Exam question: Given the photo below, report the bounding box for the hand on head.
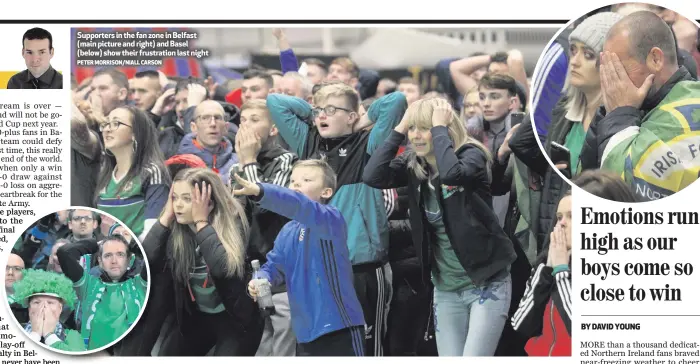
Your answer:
[430,98,453,127]
[191,181,213,222]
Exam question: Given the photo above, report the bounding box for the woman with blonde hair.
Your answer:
[142,167,263,356]
[363,98,516,356]
[546,12,623,177]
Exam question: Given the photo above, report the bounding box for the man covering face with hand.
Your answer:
[14,269,85,351]
[580,11,700,201]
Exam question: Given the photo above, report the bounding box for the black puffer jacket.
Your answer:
[387,186,419,279]
[508,106,573,253]
[364,129,516,286]
[157,110,187,160]
[142,222,262,334]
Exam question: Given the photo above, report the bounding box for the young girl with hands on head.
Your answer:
[363,98,516,356]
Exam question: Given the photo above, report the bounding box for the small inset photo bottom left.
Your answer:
[5,207,149,354]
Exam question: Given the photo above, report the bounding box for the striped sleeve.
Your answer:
[269,153,296,187]
[142,164,169,241]
[242,163,263,184]
[511,263,554,338]
[239,153,295,187]
[532,42,564,110]
[554,269,572,330]
[382,189,395,217]
[531,42,568,137]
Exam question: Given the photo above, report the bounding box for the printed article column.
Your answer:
[523,3,700,361]
[575,186,700,361]
[0,24,72,361]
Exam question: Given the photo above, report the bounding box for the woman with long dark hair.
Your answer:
[95,105,170,241]
[143,168,263,356]
[363,98,516,356]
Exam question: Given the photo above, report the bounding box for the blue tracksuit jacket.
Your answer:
[256,183,365,343]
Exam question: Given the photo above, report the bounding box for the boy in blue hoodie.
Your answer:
[234,159,365,356]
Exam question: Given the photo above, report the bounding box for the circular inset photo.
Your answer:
[530,3,700,202]
[4,208,149,354]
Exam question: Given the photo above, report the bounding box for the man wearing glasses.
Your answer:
[16,210,102,272]
[6,254,28,324]
[177,100,238,182]
[57,234,147,350]
[65,210,102,242]
[267,83,407,356]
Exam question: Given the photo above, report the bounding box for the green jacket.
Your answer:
[50,329,86,352]
[27,327,86,352]
[75,272,147,350]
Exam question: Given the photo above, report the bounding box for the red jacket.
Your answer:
[524,298,571,356]
[512,263,572,356]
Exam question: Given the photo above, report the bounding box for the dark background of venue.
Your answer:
[249,54,441,92]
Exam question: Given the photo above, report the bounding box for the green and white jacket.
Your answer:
[582,67,700,201]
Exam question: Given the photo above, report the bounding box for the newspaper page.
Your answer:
[0,0,698,362]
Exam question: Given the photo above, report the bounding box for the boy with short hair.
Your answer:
[234,160,365,356]
[267,84,406,356]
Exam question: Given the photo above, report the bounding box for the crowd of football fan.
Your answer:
[8,3,700,356]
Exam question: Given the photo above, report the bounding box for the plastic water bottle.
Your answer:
[231,164,243,190]
[251,260,275,317]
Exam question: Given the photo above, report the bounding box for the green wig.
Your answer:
[13,269,77,309]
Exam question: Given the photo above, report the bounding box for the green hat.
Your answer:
[13,269,77,309]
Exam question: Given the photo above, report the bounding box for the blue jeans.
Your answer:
[433,274,512,356]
